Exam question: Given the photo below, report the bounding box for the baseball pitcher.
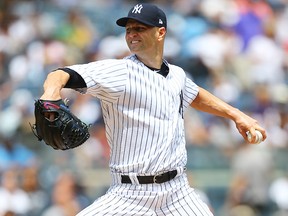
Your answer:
[32,3,266,216]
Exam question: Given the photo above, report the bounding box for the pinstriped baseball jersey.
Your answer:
[71,55,214,216]
[68,54,198,175]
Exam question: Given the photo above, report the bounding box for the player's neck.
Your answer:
[134,41,164,69]
[135,52,163,69]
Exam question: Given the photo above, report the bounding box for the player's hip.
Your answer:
[77,173,214,216]
[110,166,187,187]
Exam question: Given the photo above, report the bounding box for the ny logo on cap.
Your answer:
[132,4,143,14]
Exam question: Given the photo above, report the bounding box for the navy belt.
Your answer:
[121,170,177,184]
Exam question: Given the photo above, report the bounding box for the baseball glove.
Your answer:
[30,99,90,150]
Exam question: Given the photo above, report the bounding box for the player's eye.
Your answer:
[135,27,146,32]
[126,26,147,34]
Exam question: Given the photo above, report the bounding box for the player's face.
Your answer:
[125,20,160,54]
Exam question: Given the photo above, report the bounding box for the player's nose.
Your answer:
[126,31,138,39]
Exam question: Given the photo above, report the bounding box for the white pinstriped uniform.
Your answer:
[68,54,214,215]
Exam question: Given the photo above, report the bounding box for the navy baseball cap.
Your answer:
[116,3,167,28]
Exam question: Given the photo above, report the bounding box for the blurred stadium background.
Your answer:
[0,0,287,215]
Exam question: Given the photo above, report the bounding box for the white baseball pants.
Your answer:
[77,173,214,216]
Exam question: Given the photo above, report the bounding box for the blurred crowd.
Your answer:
[0,0,287,215]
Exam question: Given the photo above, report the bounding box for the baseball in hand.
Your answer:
[247,130,263,144]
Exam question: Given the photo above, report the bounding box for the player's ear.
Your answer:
[158,27,166,41]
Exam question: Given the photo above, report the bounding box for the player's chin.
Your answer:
[128,43,142,52]
[128,46,139,52]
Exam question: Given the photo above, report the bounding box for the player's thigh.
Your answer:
[157,187,214,216]
[76,192,156,216]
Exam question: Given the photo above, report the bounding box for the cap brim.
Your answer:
[116,17,155,27]
[116,17,130,27]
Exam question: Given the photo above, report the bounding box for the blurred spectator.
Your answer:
[226,204,257,216]
[225,144,274,215]
[74,122,110,169]
[53,9,96,51]
[184,108,210,146]
[0,168,31,216]
[232,0,274,51]
[269,174,288,212]
[245,20,285,86]
[187,26,241,76]
[20,166,48,216]
[41,172,90,216]
[0,136,37,172]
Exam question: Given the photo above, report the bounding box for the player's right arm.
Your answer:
[41,69,86,100]
[41,70,70,100]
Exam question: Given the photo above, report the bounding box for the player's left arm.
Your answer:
[190,87,267,143]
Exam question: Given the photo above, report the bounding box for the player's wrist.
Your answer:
[226,107,241,122]
[41,87,62,100]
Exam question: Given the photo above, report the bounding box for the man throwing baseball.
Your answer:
[40,3,266,216]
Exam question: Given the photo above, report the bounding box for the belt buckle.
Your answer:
[153,173,163,184]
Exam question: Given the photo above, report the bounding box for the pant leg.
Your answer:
[156,179,214,216]
[76,185,157,216]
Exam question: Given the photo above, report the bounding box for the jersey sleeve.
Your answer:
[182,76,199,110]
[67,59,128,102]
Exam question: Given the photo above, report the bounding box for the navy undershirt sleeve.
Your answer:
[57,68,87,88]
